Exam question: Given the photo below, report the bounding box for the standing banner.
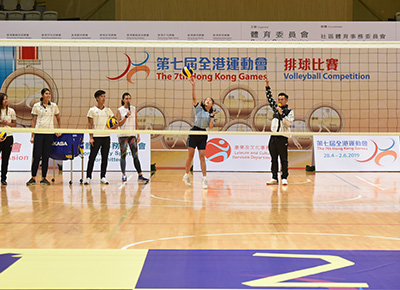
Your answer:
[314,135,400,171]
[2,133,33,171]
[193,135,271,172]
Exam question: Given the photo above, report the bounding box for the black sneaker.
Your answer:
[1,180,7,185]
[40,178,51,185]
[26,178,36,186]
[138,176,149,183]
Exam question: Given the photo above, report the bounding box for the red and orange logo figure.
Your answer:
[107,52,150,84]
[356,139,397,166]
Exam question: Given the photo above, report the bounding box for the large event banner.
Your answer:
[63,134,151,172]
[0,43,398,151]
[0,28,399,171]
[193,135,271,172]
[314,135,400,171]
[0,21,398,41]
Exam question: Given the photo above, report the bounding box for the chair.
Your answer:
[42,11,58,20]
[2,0,18,10]
[7,11,24,20]
[396,12,400,21]
[19,0,35,10]
[25,10,41,20]
[0,11,7,20]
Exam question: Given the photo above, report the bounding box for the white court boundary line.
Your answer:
[121,232,400,249]
[149,193,362,205]
[356,176,385,191]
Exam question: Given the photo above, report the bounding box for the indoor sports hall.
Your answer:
[1,3,400,289]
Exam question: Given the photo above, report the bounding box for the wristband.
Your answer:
[210,115,214,118]
[125,115,128,118]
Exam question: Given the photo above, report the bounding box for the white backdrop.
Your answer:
[1,133,33,171]
[314,135,400,171]
[193,135,271,172]
[1,133,150,172]
[63,133,151,172]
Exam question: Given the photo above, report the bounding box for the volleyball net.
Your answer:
[0,40,399,152]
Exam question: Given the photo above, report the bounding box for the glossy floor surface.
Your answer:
[1,169,399,250]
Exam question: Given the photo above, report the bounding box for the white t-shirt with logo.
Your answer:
[31,102,60,133]
[87,106,114,137]
[0,107,16,136]
[118,105,136,137]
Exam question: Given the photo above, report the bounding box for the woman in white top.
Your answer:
[26,88,61,186]
[0,93,16,185]
[116,92,148,183]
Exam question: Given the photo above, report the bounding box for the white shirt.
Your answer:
[31,102,60,133]
[118,105,136,137]
[0,107,16,136]
[270,110,294,135]
[87,106,114,137]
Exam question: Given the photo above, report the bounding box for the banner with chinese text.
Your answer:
[314,135,400,171]
[193,135,271,172]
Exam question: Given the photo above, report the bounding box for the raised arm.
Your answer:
[265,77,279,111]
[189,77,198,106]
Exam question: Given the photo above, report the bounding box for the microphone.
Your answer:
[278,103,282,107]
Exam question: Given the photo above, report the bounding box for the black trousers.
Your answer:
[268,136,289,180]
[118,136,142,174]
[86,137,110,179]
[0,135,13,182]
[32,134,54,178]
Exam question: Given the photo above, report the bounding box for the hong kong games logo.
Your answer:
[107,52,150,84]
[356,139,397,166]
[205,138,231,163]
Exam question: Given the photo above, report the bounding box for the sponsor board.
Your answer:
[193,135,271,171]
[314,135,400,171]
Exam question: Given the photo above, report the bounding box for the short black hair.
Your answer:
[94,90,106,99]
[278,92,289,99]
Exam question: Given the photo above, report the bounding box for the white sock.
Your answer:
[184,173,189,177]
[202,177,207,181]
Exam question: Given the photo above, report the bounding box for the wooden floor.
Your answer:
[1,169,400,250]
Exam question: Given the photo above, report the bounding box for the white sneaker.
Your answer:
[282,179,288,185]
[266,179,278,185]
[84,178,91,185]
[101,177,109,185]
[182,174,191,186]
[202,179,208,189]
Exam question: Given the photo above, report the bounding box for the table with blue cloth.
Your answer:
[50,133,84,184]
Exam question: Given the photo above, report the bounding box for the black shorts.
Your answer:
[187,126,208,150]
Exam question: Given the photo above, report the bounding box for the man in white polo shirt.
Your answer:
[84,90,117,185]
